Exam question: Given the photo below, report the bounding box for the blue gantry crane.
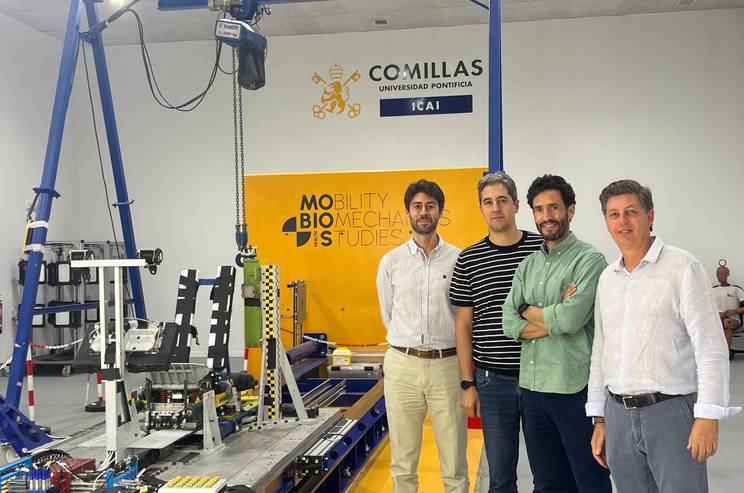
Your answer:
[0,0,505,462]
[0,0,271,457]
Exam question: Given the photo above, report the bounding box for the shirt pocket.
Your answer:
[433,268,453,298]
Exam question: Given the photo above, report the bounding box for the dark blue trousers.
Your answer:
[522,387,612,493]
[476,368,523,493]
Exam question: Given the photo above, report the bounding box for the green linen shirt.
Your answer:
[502,233,607,394]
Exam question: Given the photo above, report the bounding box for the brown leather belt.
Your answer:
[391,346,457,359]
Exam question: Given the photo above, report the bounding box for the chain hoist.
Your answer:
[232,46,253,266]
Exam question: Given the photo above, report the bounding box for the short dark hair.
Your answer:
[526,174,576,209]
[404,179,445,210]
[599,180,654,215]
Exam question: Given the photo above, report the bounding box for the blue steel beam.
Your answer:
[488,0,503,173]
[84,0,146,319]
[5,0,84,409]
[33,299,135,316]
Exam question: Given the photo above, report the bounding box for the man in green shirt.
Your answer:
[503,175,611,493]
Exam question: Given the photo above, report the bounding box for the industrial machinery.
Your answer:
[143,363,256,434]
[1,1,389,492]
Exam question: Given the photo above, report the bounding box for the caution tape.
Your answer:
[31,337,85,351]
[0,337,85,372]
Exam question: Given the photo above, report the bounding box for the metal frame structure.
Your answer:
[2,0,146,454]
[71,258,148,462]
[257,265,309,427]
[488,1,503,173]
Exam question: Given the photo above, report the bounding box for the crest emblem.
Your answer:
[311,64,361,119]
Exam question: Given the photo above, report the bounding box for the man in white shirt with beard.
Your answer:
[377,179,468,493]
[586,179,740,493]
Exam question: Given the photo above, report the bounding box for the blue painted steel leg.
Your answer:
[2,0,148,455]
[488,0,503,173]
[5,0,84,410]
[83,0,146,319]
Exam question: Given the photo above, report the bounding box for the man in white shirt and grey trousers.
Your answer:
[377,179,468,493]
[586,179,740,493]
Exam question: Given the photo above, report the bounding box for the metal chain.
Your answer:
[232,47,241,228]
[238,78,246,224]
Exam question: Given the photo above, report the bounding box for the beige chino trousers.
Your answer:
[383,347,469,493]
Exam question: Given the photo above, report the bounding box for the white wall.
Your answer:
[502,11,744,279]
[0,14,84,361]
[69,8,744,356]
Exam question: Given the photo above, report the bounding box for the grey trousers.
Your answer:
[605,394,708,493]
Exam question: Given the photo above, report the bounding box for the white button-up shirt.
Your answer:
[586,237,741,420]
[376,236,460,349]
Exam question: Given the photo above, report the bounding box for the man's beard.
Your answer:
[537,215,569,241]
[411,217,439,235]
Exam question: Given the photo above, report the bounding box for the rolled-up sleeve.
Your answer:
[543,252,607,337]
[680,261,741,419]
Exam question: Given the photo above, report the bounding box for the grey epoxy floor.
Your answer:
[2,358,743,491]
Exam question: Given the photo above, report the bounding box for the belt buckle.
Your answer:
[622,396,637,410]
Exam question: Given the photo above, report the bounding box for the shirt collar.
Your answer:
[406,235,446,257]
[541,232,577,256]
[612,236,664,272]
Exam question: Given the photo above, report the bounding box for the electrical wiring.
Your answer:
[80,40,134,306]
[125,8,227,112]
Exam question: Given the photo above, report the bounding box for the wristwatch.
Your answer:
[517,303,530,317]
[460,380,476,390]
[591,416,605,425]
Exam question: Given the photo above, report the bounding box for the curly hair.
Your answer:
[526,174,576,209]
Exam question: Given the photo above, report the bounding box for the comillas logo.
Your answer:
[282,193,450,248]
[311,64,362,119]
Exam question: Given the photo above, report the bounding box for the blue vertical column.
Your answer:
[84,0,146,318]
[488,0,503,173]
[6,0,84,408]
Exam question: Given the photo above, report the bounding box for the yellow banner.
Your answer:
[244,168,487,348]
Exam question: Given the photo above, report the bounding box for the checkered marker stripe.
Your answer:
[261,265,281,422]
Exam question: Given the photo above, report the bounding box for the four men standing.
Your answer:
[377,175,738,493]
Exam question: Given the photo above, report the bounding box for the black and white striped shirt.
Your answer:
[449,231,543,375]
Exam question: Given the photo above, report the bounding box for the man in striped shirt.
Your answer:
[449,172,542,493]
